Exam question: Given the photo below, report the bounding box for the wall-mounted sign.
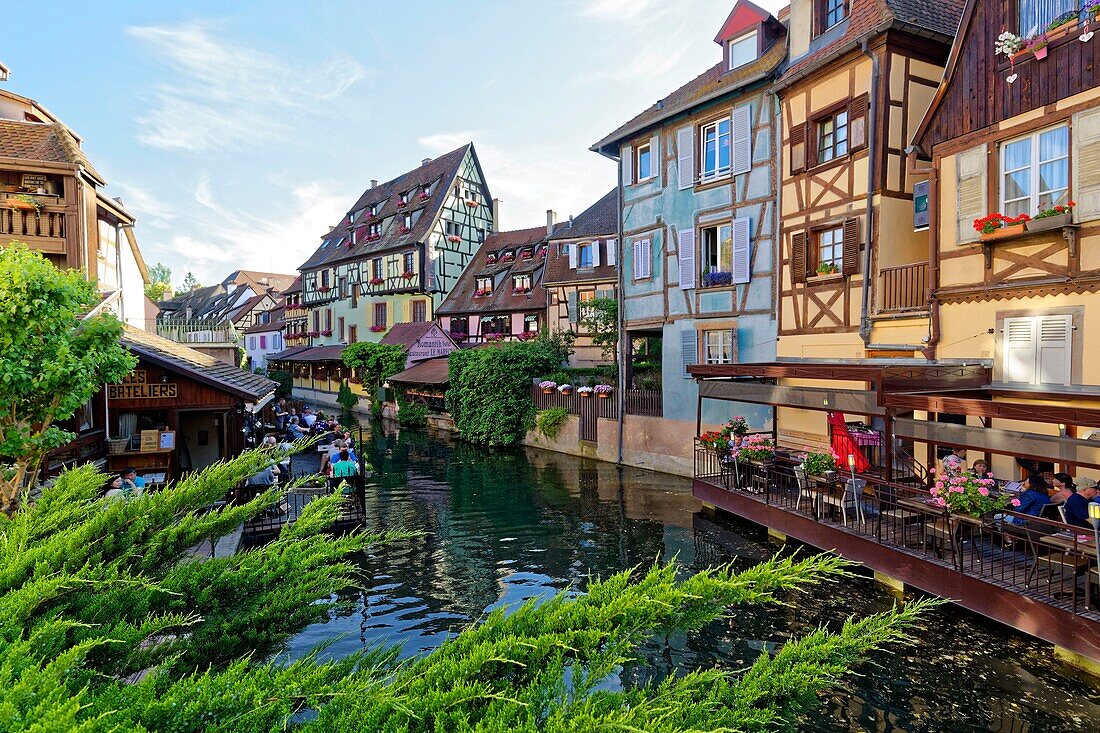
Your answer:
[913,180,930,231]
[21,174,47,191]
[158,430,176,450]
[140,430,160,452]
[406,324,457,365]
[107,370,178,400]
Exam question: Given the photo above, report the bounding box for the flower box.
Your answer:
[398,227,410,235]
[702,271,733,288]
[447,235,462,243]
[593,384,614,398]
[402,271,415,279]
[465,199,479,208]
[397,199,407,208]
[320,330,332,336]
[558,384,573,395]
[370,277,384,286]
[980,223,1026,241]
[577,387,594,398]
[1026,211,1071,232]
[370,325,387,333]
[419,192,430,201]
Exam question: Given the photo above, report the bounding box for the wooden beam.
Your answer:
[894,418,1100,470]
[698,379,884,416]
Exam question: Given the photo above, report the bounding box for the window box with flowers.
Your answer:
[512,286,530,295]
[402,270,416,280]
[447,234,462,243]
[539,380,557,394]
[557,383,573,396]
[309,331,320,337]
[929,470,1008,518]
[451,331,467,343]
[370,325,387,333]
[419,191,430,201]
[370,276,385,286]
[501,253,515,263]
[1026,201,1075,232]
[814,262,840,277]
[486,254,497,264]
[398,226,410,235]
[465,199,479,208]
[974,213,1031,241]
[397,198,407,208]
[576,386,594,398]
[701,270,733,288]
[320,329,332,337]
[318,285,332,293]
[474,289,491,298]
[593,384,614,399]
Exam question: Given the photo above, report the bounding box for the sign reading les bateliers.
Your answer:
[108,370,178,400]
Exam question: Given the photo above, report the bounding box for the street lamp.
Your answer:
[1088,502,1100,577]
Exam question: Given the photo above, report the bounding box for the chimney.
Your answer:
[492,198,502,233]
[546,209,557,235]
[568,215,574,228]
[422,157,432,166]
[370,179,378,189]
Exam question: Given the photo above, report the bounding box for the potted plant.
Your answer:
[402,270,415,279]
[7,194,43,214]
[973,212,1030,241]
[1027,200,1075,231]
[1027,32,1050,60]
[703,271,734,287]
[736,433,775,465]
[370,276,385,286]
[800,451,836,480]
[539,380,557,394]
[699,430,730,456]
[995,30,1024,82]
[815,262,840,276]
[930,472,1009,518]
[577,385,594,398]
[1046,11,1078,42]
[594,384,614,399]
[558,383,573,396]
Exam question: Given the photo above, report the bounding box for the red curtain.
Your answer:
[827,411,871,473]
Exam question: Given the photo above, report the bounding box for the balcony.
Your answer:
[0,204,67,253]
[156,320,240,345]
[879,262,928,313]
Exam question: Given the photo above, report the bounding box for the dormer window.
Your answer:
[512,274,531,293]
[403,213,413,230]
[819,0,847,34]
[475,277,493,297]
[727,30,756,70]
[369,203,379,217]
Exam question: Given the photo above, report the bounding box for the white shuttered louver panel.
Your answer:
[732,104,752,175]
[677,126,694,189]
[567,243,576,269]
[632,239,652,280]
[605,239,617,266]
[681,329,698,379]
[731,217,751,284]
[1037,314,1072,386]
[622,145,634,186]
[1072,107,1100,221]
[1002,317,1036,384]
[955,145,987,244]
[650,134,660,182]
[592,241,602,267]
[678,229,696,290]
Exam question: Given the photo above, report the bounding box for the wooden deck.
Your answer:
[693,450,1100,663]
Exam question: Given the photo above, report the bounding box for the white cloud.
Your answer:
[126,20,367,153]
[111,181,176,229]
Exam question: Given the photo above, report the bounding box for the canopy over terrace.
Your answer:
[689,359,1100,475]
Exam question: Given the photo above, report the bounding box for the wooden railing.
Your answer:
[530,386,663,419]
[623,388,662,417]
[0,207,66,239]
[879,261,928,312]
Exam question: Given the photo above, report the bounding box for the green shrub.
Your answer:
[801,451,836,476]
[398,401,428,428]
[263,369,294,398]
[342,342,407,393]
[336,379,358,412]
[536,407,569,440]
[447,340,560,446]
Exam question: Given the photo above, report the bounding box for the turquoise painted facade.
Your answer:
[592,3,787,429]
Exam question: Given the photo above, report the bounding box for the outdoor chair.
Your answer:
[748,463,770,495]
[793,466,821,515]
[876,485,924,545]
[819,478,865,526]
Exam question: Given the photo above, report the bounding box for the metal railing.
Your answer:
[156,320,240,344]
[695,441,1100,618]
[880,261,928,312]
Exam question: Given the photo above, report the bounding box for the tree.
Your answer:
[337,379,358,412]
[447,340,560,446]
[341,342,407,395]
[579,296,618,362]
[0,448,931,731]
[144,262,173,301]
[0,244,137,514]
[180,271,200,291]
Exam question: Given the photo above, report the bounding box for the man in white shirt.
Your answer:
[301,408,317,428]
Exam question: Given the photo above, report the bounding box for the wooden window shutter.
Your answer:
[849,93,868,151]
[677,126,695,189]
[731,217,751,284]
[791,231,808,283]
[605,238,617,266]
[1073,108,1100,221]
[789,123,806,175]
[732,104,753,175]
[622,145,634,186]
[1002,317,1037,384]
[1037,314,1072,386]
[955,144,987,245]
[842,218,860,276]
[592,241,602,267]
[680,329,698,378]
[567,243,576,269]
[650,134,660,181]
[678,229,696,290]
[567,292,578,324]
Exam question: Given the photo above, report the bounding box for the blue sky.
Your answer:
[2,0,783,287]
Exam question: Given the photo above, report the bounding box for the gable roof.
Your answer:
[0,119,104,184]
[547,189,618,242]
[227,270,297,294]
[713,0,773,44]
[281,275,302,295]
[387,357,450,386]
[381,322,436,348]
[776,0,962,89]
[593,39,787,154]
[243,306,286,334]
[121,325,276,401]
[435,226,550,316]
[298,144,477,271]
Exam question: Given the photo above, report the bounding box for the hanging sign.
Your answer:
[107,370,178,400]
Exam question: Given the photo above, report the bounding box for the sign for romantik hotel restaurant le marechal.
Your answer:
[107,371,178,400]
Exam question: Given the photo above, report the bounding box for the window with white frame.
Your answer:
[403,213,412,230]
[700,118,731,179]
[632,239,652,280]
[1001,124,1069,219]
[704,330,735,364]
[577,242,594,268]
[817,109,848,164]
[1018,0,1076,36]
[701,223,732,275]
[727,30,757,70]
[816,226,844,271]
[476,276,493,295]
[635,143,652,181]
[512,274,531,292]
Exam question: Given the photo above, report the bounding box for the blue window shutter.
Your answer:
[681,329,698,378]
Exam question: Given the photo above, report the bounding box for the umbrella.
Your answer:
[827,411,870,473]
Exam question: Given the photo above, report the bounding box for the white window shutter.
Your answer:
[622,145,634,186]
[1073,108,1100,221]
[731,217,751,284]
[650,134,660,181]
[956,145,987,244]
[632,241,641,279]
[677,126,694,189]
[1003,317,1037,384]
[592,242,602,267]
[1037,314,1072,386]
[634,239,651,279]
[606,239,617,266]
[681,329,698,378]
[732,104,752,175]
[567,243,576,269]
[678,229,696,290]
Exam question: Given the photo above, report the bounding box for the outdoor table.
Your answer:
[1036,530,1096,609]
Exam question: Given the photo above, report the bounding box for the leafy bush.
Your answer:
[536,407,569,440]
[447,341,560,446]
[578,296,618,361]
[337,379,358,412]
[398,400,428,428]
[801,451,836,476]
[342,342,407,393]
[264,369,294,398]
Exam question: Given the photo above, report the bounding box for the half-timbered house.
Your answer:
[591,0,786,428]
[297,144,494,346]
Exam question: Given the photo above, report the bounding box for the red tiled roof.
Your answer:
[281,275,302,295]
[243,306,285,334]
[543,189,619,287]
[270,345,345,362]
[435,226,550,316]
[0,119,104,183]
[381,322,436,348]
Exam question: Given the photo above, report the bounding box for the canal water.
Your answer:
[286,425,1100,732]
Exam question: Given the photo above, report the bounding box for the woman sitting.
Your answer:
[1006,474,1050,524]
[1048,473,1076,505]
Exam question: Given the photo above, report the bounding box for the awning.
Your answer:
[894,418,1100,470]
[270,345,345,362]
[698,379,883,416]
[388,358,449,386]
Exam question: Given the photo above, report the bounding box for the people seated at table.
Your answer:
[286,416,306,440]
[1006,474,1050,524]
[301,408,317,428]
[331,450,359,478]
[1063,481,1099,529]
[1048,473,1076,505]
[941,448,967,477]
[105,473,143,501]
[121,467,145,492]
[969,459,991,478]
[246,461,280,486]
[322,439,357,474]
